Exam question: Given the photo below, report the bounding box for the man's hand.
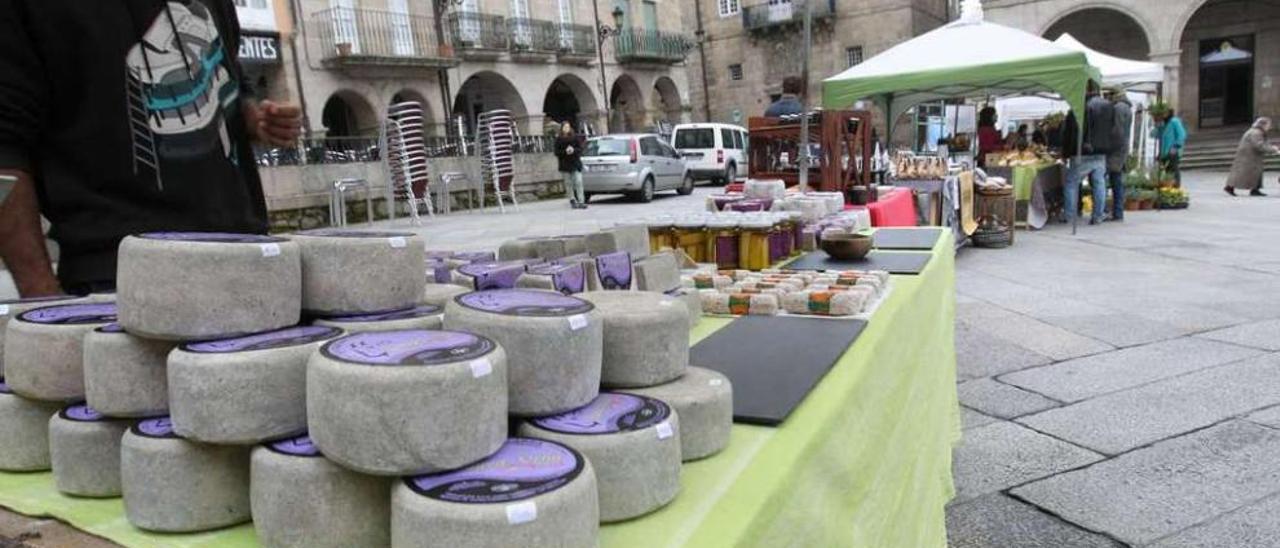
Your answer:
[243,100,302,147]
[0,170,63,297]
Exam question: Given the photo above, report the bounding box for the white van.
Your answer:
[670,123,748,185]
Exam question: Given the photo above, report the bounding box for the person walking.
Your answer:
[555,122,587,209]
[1224,117,1280,197]
[1107,90,1134,221]
[1154,109,1187,186]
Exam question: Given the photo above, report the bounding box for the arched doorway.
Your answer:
[651,77,682,129]
[321,91,378,137]
[543,74,600,135]
[1043,8,1151,60]
[610,74,645,133]
[1177,0,1279,129]
[453,71,530,134]
[390,89,434,134]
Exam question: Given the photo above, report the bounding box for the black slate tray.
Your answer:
[784,250,933,275]
[872,228,943,250]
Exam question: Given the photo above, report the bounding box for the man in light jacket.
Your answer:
[1107,90,1134,221]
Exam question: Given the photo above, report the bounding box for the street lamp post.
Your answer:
[593,4,626,134]
[797,0,814,192]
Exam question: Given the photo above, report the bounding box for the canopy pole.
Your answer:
[797,0,815,193]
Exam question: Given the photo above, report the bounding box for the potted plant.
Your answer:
[336,42,353,56]
[1140,190,1158,210]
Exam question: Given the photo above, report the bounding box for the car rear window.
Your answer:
[674,128,715,149]
[586,138,630,156]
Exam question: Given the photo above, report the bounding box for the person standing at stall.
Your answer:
[1154,109,1187,186]
[1107,90,1134,221]
[765,77,805,118]
[1062,82,1115,226]
[976,107,1002,168]
[0,0,303,297]
[1224,117,1280,197]
[555,122,587,209]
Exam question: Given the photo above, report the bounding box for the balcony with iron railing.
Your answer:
[448,11,509,57]
[741,0,836,32]
[507,18,560,55]
[555,24,598,62]
[612,28,691,64]
[314,7,456,68]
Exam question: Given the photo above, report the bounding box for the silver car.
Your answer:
[581,134,693,203]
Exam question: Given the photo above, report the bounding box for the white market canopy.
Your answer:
[821,0,1101,135]
[1053,33,1164,90]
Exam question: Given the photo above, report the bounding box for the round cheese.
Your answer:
[121,417,251,532]
[48,404,130,497]
[578,292,688,388]
[117,232,302,341]
[444,290,602,416]
[312,305,443,333]
[290,229,425,315]
[498,238,541,261]
[307,330,508,476]
[83,323,175,418]
[0,379,60,471]
[3,303,116,402]
[621,367,733,460]
[168,326,343,444]
[251,434,392,548]
[421,283,469,307]
[0,295,88,378]
[519,393,681,522]
[393,438,598,548]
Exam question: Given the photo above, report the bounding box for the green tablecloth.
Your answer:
[1011,163,1053,201]
[0,232,960,548]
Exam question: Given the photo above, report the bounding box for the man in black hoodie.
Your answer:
[0,0,301,297]
[1061,82,1115,225]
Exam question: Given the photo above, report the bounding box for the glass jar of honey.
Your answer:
[647,218,675,254]
[737,219,773,271]
[674,219,707,263]
[707,218,740,269]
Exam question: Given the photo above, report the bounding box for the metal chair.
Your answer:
[329,178,373,227]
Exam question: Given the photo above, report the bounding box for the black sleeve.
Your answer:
[0,0,49,172]
[213,0,256,100]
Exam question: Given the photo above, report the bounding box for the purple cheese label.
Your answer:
[405,438,584,504]
[0,379,10,395]
[596,252,633,290]
[267,434,322,457]
[182,326,341,354]
[96,323,126,334]
[133,417,180,439]
[542,264,586,295]
[451,251,496,263]
[0,295,82,307]
[320,305,442,323]
[532,393,670,435]
[322,330,495,366]
[715,235,740,269]
[426,259,452,284]
[60,404,106,422]
[139,232,286,244]
[298,229,415,239]
[18,303,117,325]
[455,289,593,317]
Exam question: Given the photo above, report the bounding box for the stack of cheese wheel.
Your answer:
[290,229,425,316]
[117,232,301,340]
[394,437,599,548]
[0,295,87,377]
[312,304,444,333]
[251,434,392,548]
[622,367,733,461]
[121,417,251,532]
[444,289,602,416]
[520,393,680,522]
[83,323,175,417]
[307,330,508,475]
[168,326,343,444]
[48,403,130,497]
[3,302,117,402]
[0,377,60,471]
[578,291,688,388]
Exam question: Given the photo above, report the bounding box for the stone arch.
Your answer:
[388,88,435,132]
[321,89,379,137]
[453,71,532,134]
[542,73,601,134]
[651,76,683,128]
[610,73,646,132]
[1173,0,1280,129]
[1040,5,1154,60]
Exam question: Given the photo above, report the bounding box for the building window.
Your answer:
[729,64,743,81]
[846,46,864,68]
[718,0,740,17]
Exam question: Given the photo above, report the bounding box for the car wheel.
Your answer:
[636,177,655,203]
[725,164,737,185]
[677,173,694,195]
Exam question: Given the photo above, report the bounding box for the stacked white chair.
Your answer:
[476,110,519,213]
[382,101,434,225]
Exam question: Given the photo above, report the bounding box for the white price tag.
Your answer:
[388,237,407,249]
[659,299,675,307]
[567,314,588,331]
[0,305,9,316]
[655,421,674,440]
[709,378,724,387]
[469,357,493,378]
[260,243,282,258]
[505,501,538,525]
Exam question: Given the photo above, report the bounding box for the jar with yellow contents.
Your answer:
[737,218,773,271]
[646,218,675,254]
[673,219,707,263]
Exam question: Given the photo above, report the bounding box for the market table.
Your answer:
[0,232,960,548]
[993,163,1062,230]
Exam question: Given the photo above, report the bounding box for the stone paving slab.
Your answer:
[946,494,1123,548]
[1035,312,1191,348]
[954,323,1054,381]
[1017,352,1280,454]
[1150,493,1280,548]
[999,337,1264,403]
[957,378,1061,419]
[952,422,1103,502]
[1245,405,1280,429]
[957,302,1115,362]
[1012,421,1280,546]
[1197,319,1280,351]
[960,407,1000,430]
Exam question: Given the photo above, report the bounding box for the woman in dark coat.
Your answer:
[1225,117,1279,196]
[554,122,586,209]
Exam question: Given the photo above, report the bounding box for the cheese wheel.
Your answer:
[498,238,542,261]
[290,230,425,315]
[633,252,681,293]
[533,235,587,261]
[444,290,602,416]
[3,303,116,402]
[117,233,301,340]
[578,292,688,388]
[621,367,733,460]
[121,417,251,532]
[168,326,343,445]
[83,323,175,418]
[425,258,452,285]
[595,251,633,290]
[0,295,88,377]
[422,283,469,307]
[0,379,60,471]
[49,404,130,497]
[519,393,681,522]
[586,225,649,259]
[307,330,508,476]
[452,262,529,291]
[666,288,703,328]
[517,263,588,295]
[251,435,392,548]
[393,438,598,548]
[312,305,443,333]
[555,254,602,292]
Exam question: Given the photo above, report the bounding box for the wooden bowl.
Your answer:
[820,232,873,261]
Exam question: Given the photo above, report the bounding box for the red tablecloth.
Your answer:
[847,188,917,227]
